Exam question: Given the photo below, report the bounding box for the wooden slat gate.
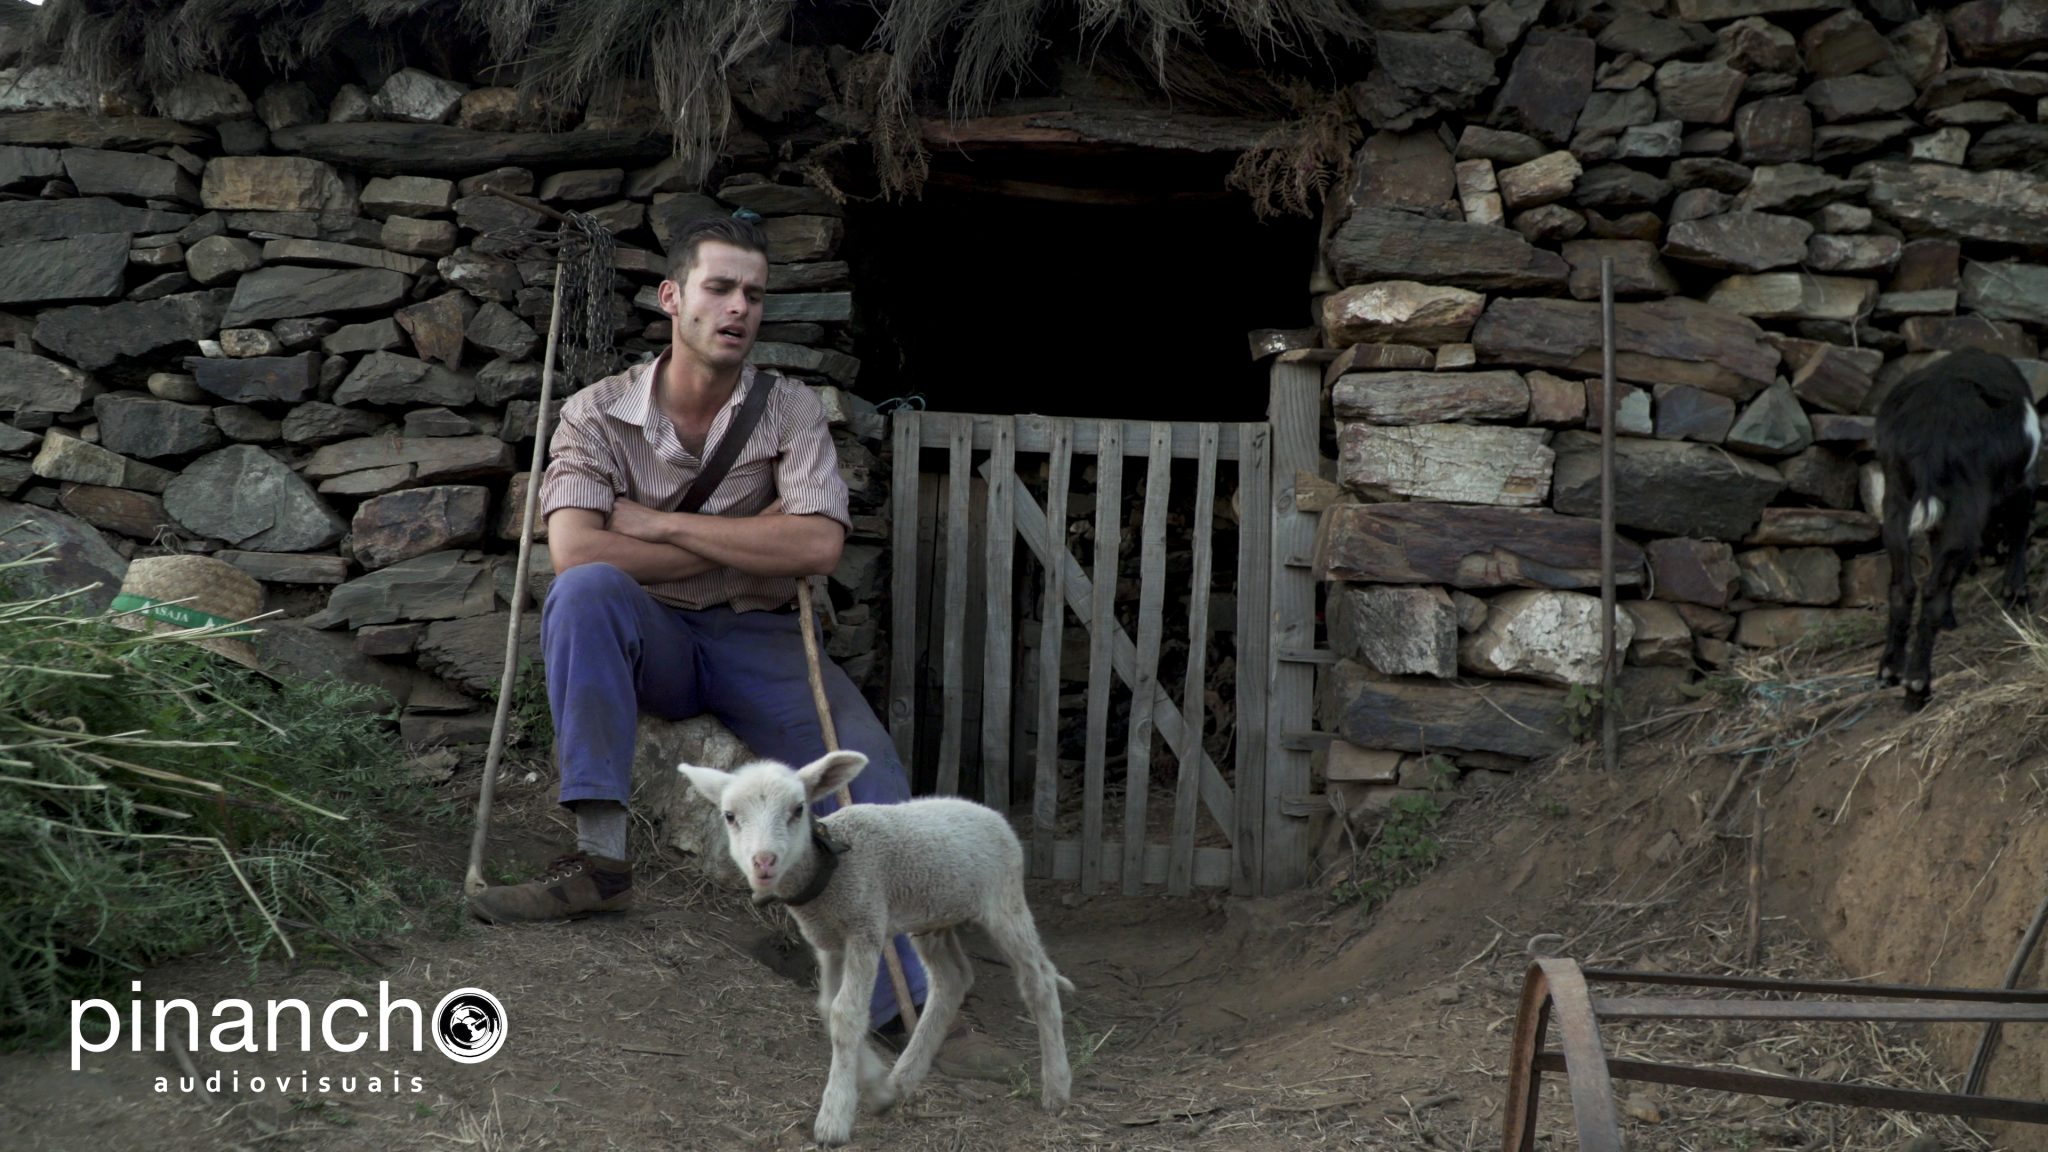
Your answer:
[885,364,1320,896]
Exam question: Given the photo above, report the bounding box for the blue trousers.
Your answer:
[540,562,928,1028]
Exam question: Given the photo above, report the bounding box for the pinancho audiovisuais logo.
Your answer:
[432,988,506,1065]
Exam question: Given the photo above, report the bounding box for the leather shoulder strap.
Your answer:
[676,373,777,515]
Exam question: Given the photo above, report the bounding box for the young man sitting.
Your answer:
[468,213,1008,1075]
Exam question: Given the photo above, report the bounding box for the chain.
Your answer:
[485,214,621,391]
[556,211,618,386]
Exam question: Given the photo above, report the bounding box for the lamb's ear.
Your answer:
[676,763,734,804]
[795,750,868,802]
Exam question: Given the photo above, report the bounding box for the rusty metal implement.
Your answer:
[1502,957,2048,1151]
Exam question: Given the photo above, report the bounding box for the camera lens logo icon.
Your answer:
[432,988,507,1064]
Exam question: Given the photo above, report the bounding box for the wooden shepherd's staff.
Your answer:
[798,576,921,1036]
[465,195,569,898]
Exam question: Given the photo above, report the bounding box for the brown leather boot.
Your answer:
[872,1012,1018,1082]
[468,853,634,923]
[934,1021,1020,1082]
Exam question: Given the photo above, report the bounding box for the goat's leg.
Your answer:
[942,928,976,1000]
[815,948,897,1114]
[815,947,842,1024]
[815,948,895,1116]
[814,942,880,1147]
[888,929,969,1097]
[1879,486,1917,687]
[983,902,1072,1114]
[858,1038,897,1114]
[1908,538,1973,711]
[1995,487,2035,612]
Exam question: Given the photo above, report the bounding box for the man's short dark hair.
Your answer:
[668,214,769,283]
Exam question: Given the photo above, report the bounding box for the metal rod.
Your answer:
[1599,257,1618,775]
[464,233,568,898]
[1535,1053,2048,1128]
[1966,883,2048,1094]
[1581,966,2048,1001]
[1589,998,2048,1023]
[798,578,920,1037]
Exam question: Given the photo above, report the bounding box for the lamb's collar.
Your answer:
[775,823,847,909]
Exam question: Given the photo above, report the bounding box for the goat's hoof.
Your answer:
[875,1073,916,1110]
[1904,682,1931,713]
[863,1082,899,1116]
[1876,668,1899,688]
[1041,1066,1072,1115]
[813,1115,853,1147]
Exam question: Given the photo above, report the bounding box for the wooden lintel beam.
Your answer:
[923,169,1231,206]
[923,114,1088,148]
[921,106,1282,154]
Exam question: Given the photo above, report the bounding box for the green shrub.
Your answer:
[1331,790,1447,912]
[0,552,459,1046]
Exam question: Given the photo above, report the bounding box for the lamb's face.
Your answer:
[676,752,869,897]
[720,765,812,892]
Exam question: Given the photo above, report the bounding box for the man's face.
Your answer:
[661,239,768,371]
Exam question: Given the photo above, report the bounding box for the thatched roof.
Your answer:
[19,0,1375,204]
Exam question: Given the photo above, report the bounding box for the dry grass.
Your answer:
[1416,765,2012,1152]
[27,0,1372,204]
[1491,569,2048,1152]
[1887,606,2048,781]
[1642,567,2048,840]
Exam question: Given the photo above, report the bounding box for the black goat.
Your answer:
[1875,348,2041,711]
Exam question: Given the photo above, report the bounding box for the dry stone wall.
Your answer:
[0,62,887,743]
[6,0,2048,830]
[1305,0,2048,818]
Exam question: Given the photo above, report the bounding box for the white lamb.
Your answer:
[677,750,1074,1147]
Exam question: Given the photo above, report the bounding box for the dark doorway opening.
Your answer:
[841,146,1318,423]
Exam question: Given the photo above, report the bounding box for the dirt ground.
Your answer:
[9,586,2048,1151]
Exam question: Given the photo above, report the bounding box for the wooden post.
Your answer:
[980,418,1015,812]
[1233,423,1272,897]
[1264,363,1320,894]
[1599,257,1619,777]
[1080,424,1122,895]
[1167,424,1220,896]
[936,421,971,796]
[1031,422,1072,879]
[1122,424,1173,895]
[887,412,921,765]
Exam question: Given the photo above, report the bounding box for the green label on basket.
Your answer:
[110,593,239,632]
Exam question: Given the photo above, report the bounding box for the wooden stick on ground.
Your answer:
[798,576,919,1037]
[1704,752,1757,831]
